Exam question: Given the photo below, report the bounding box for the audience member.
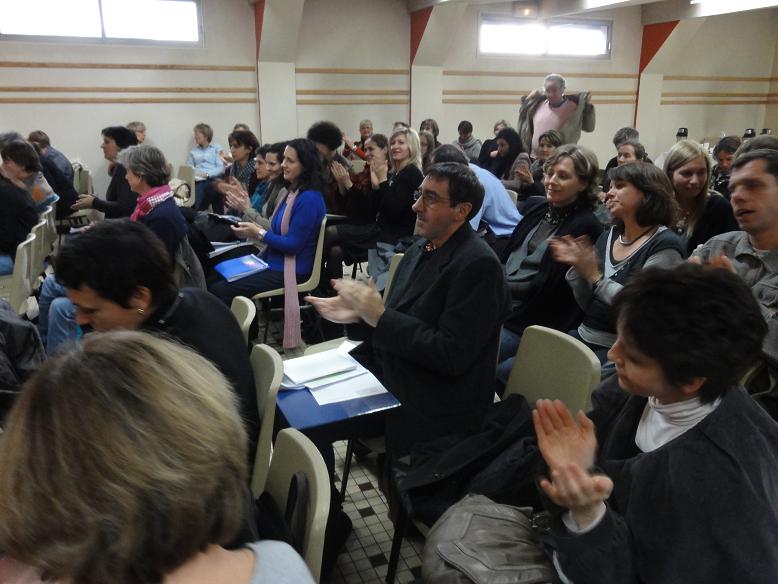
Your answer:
[419,118,441,148]
[0,133,53,208]
[601,138,648,193]
[503,128,562,199]
[342,119,373,161]
[601,127,639,184]
[419,129,435,174]
[52,219,259,456]
[477,119,509,167]
[431,144,521,255]
[497,145,603,385]
[308,162,510,457]
[484,127,522,180]
[188,123,225,210]
[223,143,273,221]
[209,139,326,349]
[551,162,685,362]
[534,264,778,583]
[664,140,738,255]
[0,330,308,584]
[711,135,742,199]
[735,134,778,157]
[126,120,146,144]
[0,142,38,276]
[453,120,482,161]
[27,130,74,182]
[517,73,595,156]
[308,121,353,214]
[208,129,261,214]
[691,148,778,368]
[71,125,138,217]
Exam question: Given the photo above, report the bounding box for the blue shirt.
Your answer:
[264,190,326,275]
[468,163,522,237]
[186,143,225,179]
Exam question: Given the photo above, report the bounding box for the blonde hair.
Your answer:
[389,127,422,172]
[0,331,248,584]
[418,130,436,173]
[663,139,711,235]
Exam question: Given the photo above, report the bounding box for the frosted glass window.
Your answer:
[0,0,102,37]
[479,16,611,58]
[102,0,199,42]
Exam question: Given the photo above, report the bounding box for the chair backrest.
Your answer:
[383,252,404,301]
[0,233,36,315]
[29,219,47,287]
[40,204,57,252]
[250,343,283,497]
[505,189,519,205]
[504,325,600,412]
[230,296,256,345]
[265,428,331,582]
[252,217,327,301]
[350,159,366,174]
[77,167,94,195]
[176,165,197,207]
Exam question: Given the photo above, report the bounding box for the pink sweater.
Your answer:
[531,99,577,155]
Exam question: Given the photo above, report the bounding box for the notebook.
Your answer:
[214,254,269,282]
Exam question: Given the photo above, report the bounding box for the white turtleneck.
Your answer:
[635,395,721,453]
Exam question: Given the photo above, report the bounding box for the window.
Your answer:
[479,15,611,58]
[0,0,200,44]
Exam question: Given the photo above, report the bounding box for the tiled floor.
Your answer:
[329,441,424,584]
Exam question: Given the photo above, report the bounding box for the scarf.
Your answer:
[270,189,301,349]
[131,184,174,221]
[544,200,583,226]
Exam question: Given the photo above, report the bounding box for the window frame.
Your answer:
[0,0,204,47]
[477,13,612,60]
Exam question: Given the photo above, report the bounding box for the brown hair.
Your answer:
[0,331,248,584]
[609,162,678,228]
[663,140,710,236]
[543,144,600,209]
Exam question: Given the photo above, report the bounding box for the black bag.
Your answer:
[254,471,309,556]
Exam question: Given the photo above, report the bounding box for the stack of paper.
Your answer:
[281,344,387,406]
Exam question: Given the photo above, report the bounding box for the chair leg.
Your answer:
[386,505,408,584]
[351,263,358,279]
[340,439,355,502]
[261,300,271,344]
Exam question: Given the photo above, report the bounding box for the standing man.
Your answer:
[517,73,595,157]
[307,162,510,457]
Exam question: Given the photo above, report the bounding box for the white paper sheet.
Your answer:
[309,370,387,406]
[283,350,357,385]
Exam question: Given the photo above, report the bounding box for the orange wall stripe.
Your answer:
[410,7,433,66]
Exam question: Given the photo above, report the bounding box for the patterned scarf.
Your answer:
[131,184,174,222]
[270,189,301,349]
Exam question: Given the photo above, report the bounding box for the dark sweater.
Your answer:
[552,376,778,584]
[139,197,187,261]
[92,163,136,218]
[141,288,259,461]
[374,164,423,243]
[676,193,739,256]
[0,177,38,257]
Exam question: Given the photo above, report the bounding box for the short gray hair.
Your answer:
[0,131,24,149]
[613,127,639,147]
[544,73,566,90]
[117,145,170,187]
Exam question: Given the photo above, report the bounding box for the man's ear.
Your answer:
[457,202,473,222]
[680,377,706,397]
[129,286,153,312]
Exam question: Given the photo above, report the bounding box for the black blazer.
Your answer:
[352,224,510,457]
[500,198,603,335]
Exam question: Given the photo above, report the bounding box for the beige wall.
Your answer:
[638,9,778,158]
[0,0,257,195]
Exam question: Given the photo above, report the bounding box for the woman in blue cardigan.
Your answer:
[209,138,326,347]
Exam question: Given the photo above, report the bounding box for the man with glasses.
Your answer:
[307,162,510,457]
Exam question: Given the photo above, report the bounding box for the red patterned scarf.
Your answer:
[131,184,174,222]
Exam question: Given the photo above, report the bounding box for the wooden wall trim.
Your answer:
[663,75,778,83]
[296,89,409,96]
[296,98,409,105]
[443,70,638,79]
[0,61,255,72]
[661,99,778,106]
[0,86,256,93]
[295,67,409,75]
[442,98,634,105]
[0,97,256,104]
[662,91,778,98]
[442,89,636,96]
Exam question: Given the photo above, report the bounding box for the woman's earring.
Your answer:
[137,308,145,316]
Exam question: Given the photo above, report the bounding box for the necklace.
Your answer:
[618,225,656,246]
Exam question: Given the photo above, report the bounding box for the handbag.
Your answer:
[422,494,559,584]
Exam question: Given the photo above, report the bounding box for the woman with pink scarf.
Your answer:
[209,138,326,349]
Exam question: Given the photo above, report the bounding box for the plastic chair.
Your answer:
[252,217,327,343]
[350,159,366,174]
[383,253,404,300]
[250,343,284,497]
[40,204,57,253]
[0,233,35,315]
[265,428,331,582]
[505,189,519,205]
[176,165,197,207]
[29,219,47,289]
[230,296,256,346]
[503,325,601,413]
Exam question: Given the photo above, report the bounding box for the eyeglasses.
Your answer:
[413,189,451,206]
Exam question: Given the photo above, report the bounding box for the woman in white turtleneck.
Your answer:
[532,265,778,584]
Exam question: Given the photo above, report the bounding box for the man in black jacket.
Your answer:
[308,162,510,457]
